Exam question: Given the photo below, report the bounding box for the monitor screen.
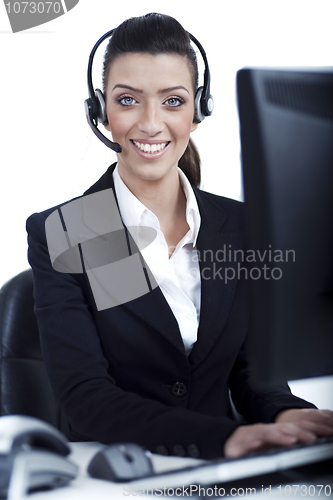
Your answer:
[237,68,333,388]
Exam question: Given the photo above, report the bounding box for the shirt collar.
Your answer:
[178,168,201,247]
[113,165,201,247]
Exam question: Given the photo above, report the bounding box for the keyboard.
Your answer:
[135,437,333,489]
[203,436,333,484]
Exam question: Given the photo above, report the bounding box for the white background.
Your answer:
[0,0,332,406]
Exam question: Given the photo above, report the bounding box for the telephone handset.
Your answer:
[0,415,77,498]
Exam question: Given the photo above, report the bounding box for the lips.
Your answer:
[131,140,170,154]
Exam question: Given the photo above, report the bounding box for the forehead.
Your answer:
[106,53,194,92]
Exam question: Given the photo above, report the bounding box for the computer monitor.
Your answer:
[237,68,333,388]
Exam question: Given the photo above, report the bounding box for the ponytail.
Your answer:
[178,138,201,187]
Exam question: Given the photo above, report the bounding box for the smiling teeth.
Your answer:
[132,141,169,153]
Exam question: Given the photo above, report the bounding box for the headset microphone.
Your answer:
[84,28,213,153]
[84,29,122,153]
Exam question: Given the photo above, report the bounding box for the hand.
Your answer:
[224,422,316,458]
[275,408,333,437]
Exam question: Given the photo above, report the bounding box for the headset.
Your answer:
[84,29,214,154]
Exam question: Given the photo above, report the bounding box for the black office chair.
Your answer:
[0,269,69,436]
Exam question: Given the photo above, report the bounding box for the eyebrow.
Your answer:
[112,84,190,95]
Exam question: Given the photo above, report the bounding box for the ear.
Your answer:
[191,121,198,133]
[104,122,111,132]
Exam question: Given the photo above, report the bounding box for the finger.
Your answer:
[295,419,333,436]
[266,423,316,445]
[320,410,333,419]
[225,440,263,458]
[225,425,303,458]
[276,409,333,426]
[224,426,267,457]
[310,410,333,429]
[224,422,319,459]
[301,409,333,423]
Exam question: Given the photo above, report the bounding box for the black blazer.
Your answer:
[26,164,314,459]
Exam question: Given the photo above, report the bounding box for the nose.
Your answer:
[138,101,163,137]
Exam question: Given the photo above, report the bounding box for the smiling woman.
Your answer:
[26,12,333,460]
[104,53,197,200]
[100,13,202,189]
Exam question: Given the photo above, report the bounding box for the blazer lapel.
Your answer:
[84,164,186,355]
[122,286,186,353]
[189,189,243,368]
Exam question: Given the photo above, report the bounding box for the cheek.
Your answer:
[107,111,134,140]
[173,112,196,140]
[168,104,195,136]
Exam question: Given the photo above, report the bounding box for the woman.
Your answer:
[27,13,333,459]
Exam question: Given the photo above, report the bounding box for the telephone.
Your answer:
[0,415,77,498]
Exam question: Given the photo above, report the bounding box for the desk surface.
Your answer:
[31,442,204,499]
[29,443,333,499]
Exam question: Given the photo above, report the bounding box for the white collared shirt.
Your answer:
[113,165,201,355]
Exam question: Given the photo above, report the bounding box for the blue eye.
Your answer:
[118,96,136,106]
[165,97,184,107]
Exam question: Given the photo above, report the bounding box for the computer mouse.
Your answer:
[87,443,154,482]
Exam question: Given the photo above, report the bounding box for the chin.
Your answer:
[119,156,178,183]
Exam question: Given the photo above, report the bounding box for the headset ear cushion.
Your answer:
[95,89,108,125]
[194,87,204,123]
[206,94,214,116]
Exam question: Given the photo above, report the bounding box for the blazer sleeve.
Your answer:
[228,341,317,423]
[26,211,240,459]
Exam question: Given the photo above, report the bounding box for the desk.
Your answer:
[30,443,333,499]
[30,442,204,499]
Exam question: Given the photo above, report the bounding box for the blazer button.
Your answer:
[173,444,186,457]
[156,445,169,456]
[171,382,187,397]
[187,443,200,458]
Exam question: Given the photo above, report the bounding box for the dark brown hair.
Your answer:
[102,13,201,186]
